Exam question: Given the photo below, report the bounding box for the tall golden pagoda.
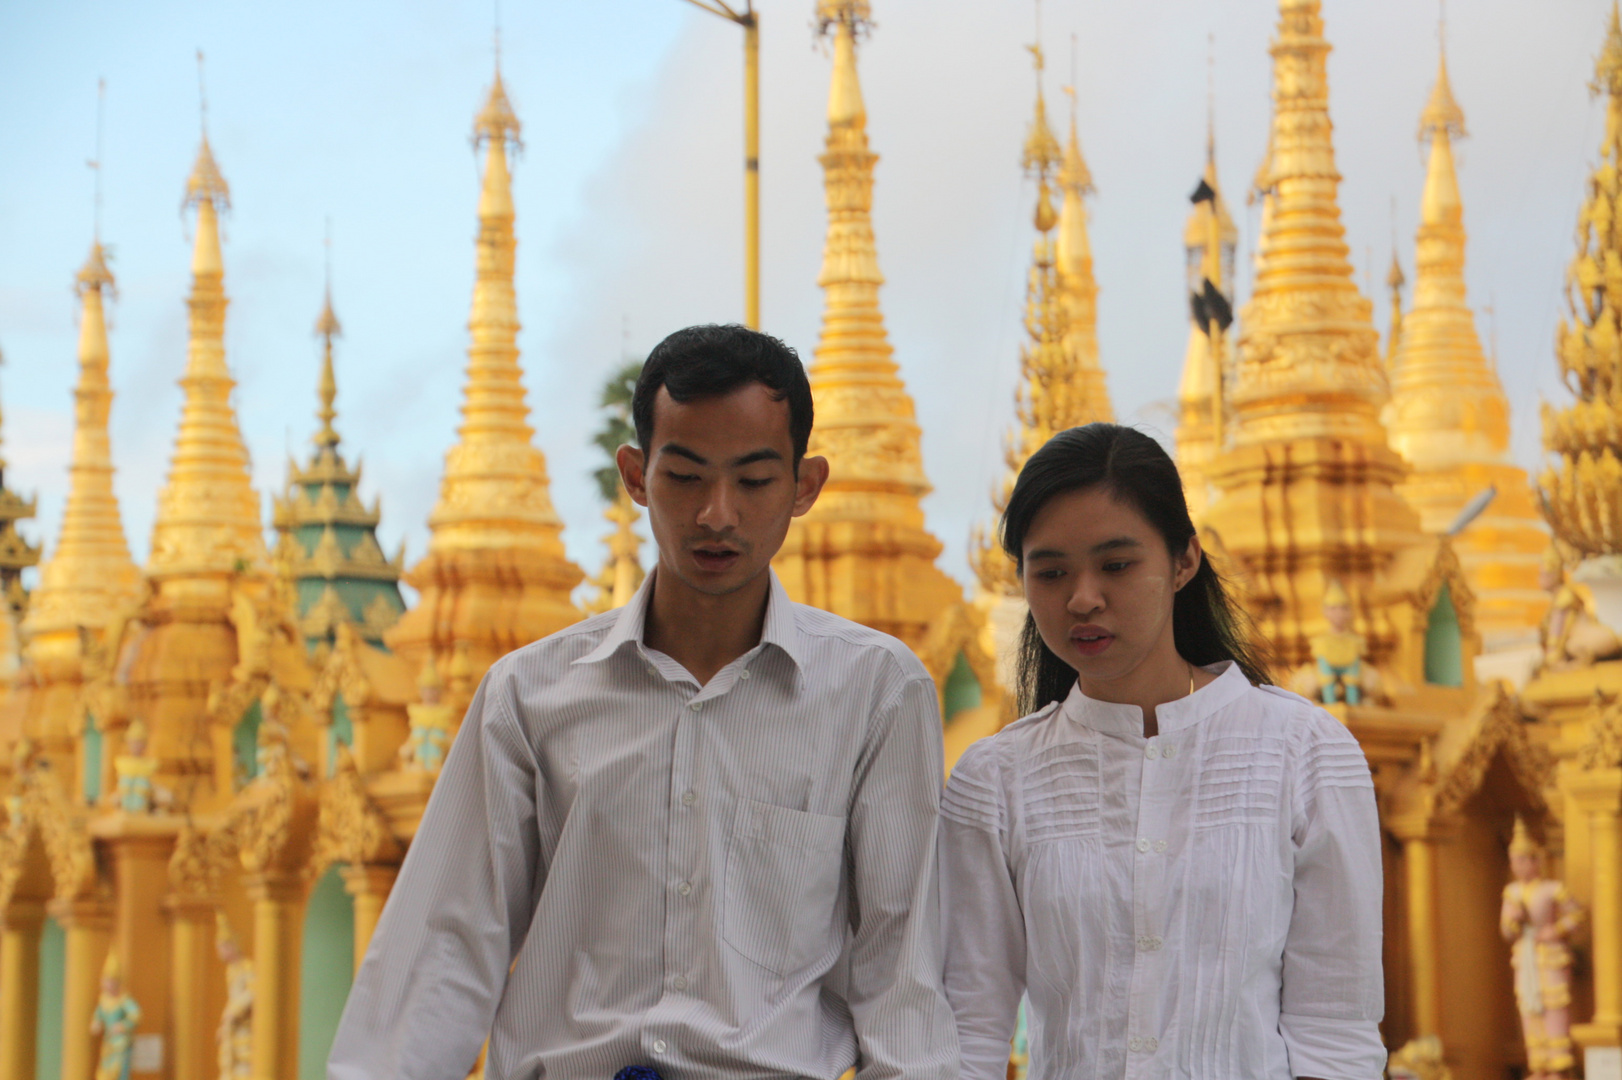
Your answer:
[385,63,583,684]
[1174,123,1238,521]
[773,0,968,664]
[1203,0,1426,667]
[8,240,143,762]
[1386,47,1548,647]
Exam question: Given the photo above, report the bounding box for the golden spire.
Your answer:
[314,271,341,454]
[774,0,965,652]
[1542,2,1622,557]
[1386,250,1406,366]
[385,61,582,681]
[147,122,267,579]
[23,239,142,662]
[974,41,1111,594]
[1174,116,1238,521]
[1055,79,1111,428]
[1202,0,1425,667]
[1388,38,1548,638]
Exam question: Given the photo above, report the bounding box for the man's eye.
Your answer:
[667,471,700,483]
[739,476,775,489]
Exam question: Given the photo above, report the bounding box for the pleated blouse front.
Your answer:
[939,662,1385,1080]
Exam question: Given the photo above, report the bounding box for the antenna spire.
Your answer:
[90,79,105,242]
[1207,33,1216,161]
[196,49,208,138]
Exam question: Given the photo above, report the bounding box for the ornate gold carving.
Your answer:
[1434,684,1555,816]
[1575,690,1622,771]
[310,748,401,876]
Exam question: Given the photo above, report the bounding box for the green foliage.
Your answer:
[593,360,642,504]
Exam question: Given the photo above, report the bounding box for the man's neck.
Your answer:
[642,562,772,687]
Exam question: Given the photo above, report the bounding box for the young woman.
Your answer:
[940,424,1385,1080]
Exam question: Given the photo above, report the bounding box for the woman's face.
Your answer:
[1021,485,1200,690]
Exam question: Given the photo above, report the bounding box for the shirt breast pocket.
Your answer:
[723,799,846,976]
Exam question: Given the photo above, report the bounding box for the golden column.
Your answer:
[1570,710,1622,1053]
[773,0,964,653]
[0,899,44,1080]
[17,240,143,768]
[1386,49,1547,644]
[1389,813,1444,1036]
[1203,0,1425,668]
[165,889,217,1080]
[50,896,112,1080]
[341,864,397,970]
[1053,87,1111,431]
[386,63,583,685]
[1174,125,1237,522]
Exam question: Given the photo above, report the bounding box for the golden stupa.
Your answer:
[5,3,1622,1080]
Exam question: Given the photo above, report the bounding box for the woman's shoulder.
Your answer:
[1225,680,1362,746]
[942,702,1064,821]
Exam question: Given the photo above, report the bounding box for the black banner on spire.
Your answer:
[1190,178,1216,205]
[1190,279,1233,336]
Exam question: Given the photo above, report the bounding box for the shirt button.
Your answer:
[672,976,688,991]
[1137,838,1151,853]
[1145,745,1159,760]
[1129,1038,1143,1052]
[1146,1037,1159,1052]
[740,669,751,680]
[681,790,697,806]
[652,1039,668,1054]
[1154,840,1168,853]
[678,881,692,896]
[1163,745,1177,759]
[688,701,702,712]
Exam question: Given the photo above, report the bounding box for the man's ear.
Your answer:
[1176,532,1204,591]
[792,455,830,518]
[617,444,649,507]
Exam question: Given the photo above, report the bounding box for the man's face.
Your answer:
[618,382,828,597]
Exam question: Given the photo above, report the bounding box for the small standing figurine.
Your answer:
[401,657,455,775]
[1310,580,1367,705]
[113,720,158,814]
[216,913,253,1080]
[90,951,141,1080]
[1501,816,1583,1080]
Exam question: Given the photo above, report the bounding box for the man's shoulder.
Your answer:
[485,608,624,684]
[787,601,932,684]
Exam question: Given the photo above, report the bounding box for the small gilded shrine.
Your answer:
[2,3,1622,1080]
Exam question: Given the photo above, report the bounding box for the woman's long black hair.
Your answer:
[1002,423,1272,715]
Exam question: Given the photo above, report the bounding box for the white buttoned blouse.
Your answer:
[939,662,1385,1080]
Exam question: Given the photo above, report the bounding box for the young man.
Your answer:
[329,324,959,1080]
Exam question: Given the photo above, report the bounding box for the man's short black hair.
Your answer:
[632,324,814,463]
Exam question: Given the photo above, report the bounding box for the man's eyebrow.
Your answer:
[1090,537,1143,554]
[731,448,784,467]
[659,443,708,465]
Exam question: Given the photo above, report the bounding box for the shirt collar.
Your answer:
[574,567,806,674]
[1059,660,1251,740]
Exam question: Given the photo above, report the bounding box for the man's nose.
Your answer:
[696,481,740,532]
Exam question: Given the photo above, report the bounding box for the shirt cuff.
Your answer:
[1279,1011,1386,1080]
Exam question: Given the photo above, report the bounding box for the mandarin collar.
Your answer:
[1059,661,1250,740]
[574,566,806,673]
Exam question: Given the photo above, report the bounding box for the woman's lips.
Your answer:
[1069,627,1115,657]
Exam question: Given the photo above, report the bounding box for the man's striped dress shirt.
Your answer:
[328,570,959,1080]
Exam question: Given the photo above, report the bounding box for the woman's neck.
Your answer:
[1076,642,1207,738]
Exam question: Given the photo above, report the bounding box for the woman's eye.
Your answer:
[1035,568,1064,581]
[1103,561,1132,573]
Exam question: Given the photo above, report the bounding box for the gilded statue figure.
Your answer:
[1310,581,1368,705]
[401,657,455,775]
[1539,548,1622,671]
[216,914,253,1079]
[113,720,158,814]
[90,952,142,1080]
[1501,817,1583,1080]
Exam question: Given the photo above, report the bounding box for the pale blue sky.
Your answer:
[0,1,1611,599]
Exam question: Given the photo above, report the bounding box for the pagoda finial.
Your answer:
[1540,2,1622,556]
[314,227,341,453]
